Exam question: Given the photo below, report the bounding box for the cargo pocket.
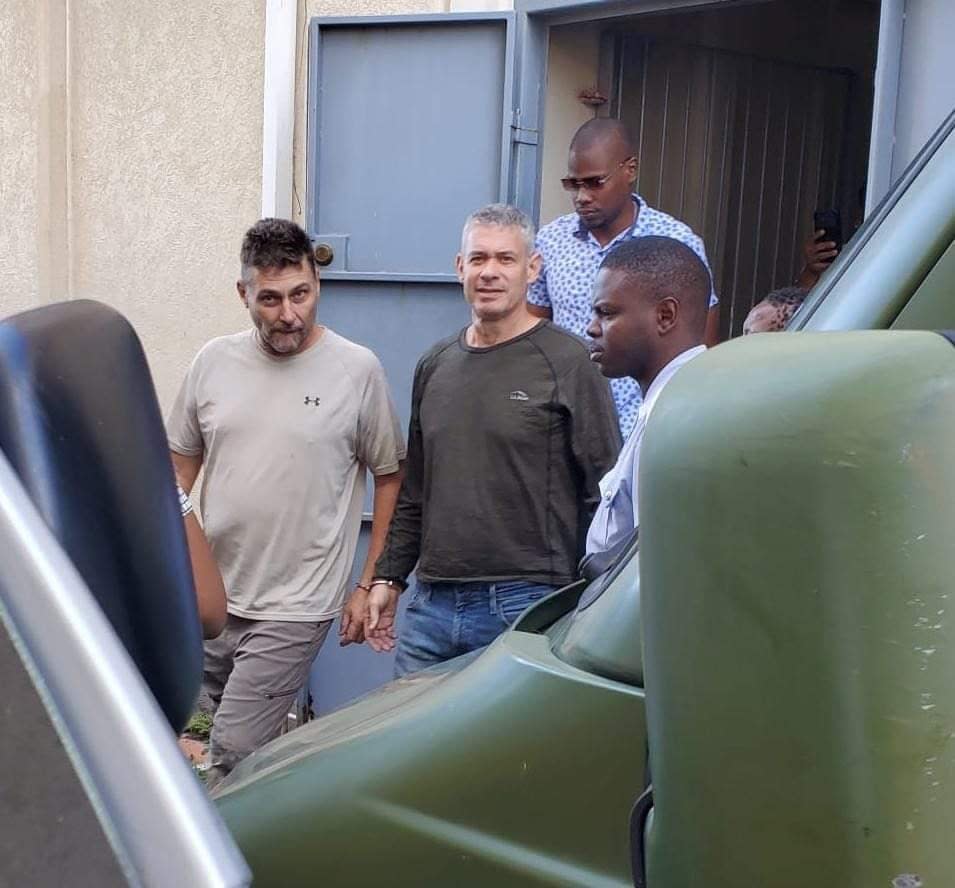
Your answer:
[262,682,301,702]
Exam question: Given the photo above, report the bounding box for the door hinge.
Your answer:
[511,110,539,146]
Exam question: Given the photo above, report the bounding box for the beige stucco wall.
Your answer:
[70,2,266,410]
[1,0,266,412]
[0,3,43,313]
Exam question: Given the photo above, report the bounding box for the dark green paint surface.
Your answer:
[218,627,645,887]
[642,332,955,886]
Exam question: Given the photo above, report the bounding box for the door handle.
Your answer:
[313,242,335,267]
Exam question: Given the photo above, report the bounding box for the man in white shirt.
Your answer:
[585,236,710,555]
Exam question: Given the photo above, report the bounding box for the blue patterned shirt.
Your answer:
[528,195,717,437]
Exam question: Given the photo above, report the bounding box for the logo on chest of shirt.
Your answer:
[508,390,529,401]
[303,396,321,407]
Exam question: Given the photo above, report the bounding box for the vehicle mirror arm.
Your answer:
[630,783,654,888]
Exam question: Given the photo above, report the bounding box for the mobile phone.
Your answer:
[813,209,843,253]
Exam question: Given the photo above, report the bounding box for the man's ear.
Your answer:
[454,253,465,283]
[237,280,248,308]
[527,250,542,286]
[625,156,638,188]
[656,296,679,335]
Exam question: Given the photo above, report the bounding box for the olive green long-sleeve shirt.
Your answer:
[375,321,621,587]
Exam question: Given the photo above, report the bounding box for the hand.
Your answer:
[796,230,838,288]
[339,585,370,646]
[364,582,399,653]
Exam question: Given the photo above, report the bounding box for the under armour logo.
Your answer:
[304,396,321,406]
[508,390,529,401]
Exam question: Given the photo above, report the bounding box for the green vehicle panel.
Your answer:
[220,630,644,886]
[215,111,955,886]
[643,331,955,887]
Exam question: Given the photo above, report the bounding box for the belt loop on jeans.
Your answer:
[488,582,497,617]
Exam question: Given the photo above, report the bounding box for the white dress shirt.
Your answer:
[585,345,706,556]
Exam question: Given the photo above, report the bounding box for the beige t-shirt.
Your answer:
[167,328,405,621]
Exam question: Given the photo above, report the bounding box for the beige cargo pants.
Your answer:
[198,615,332,789]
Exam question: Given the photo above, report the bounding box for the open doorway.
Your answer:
[540,0,880,339]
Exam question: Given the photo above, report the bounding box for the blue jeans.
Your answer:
[394,579,558,677]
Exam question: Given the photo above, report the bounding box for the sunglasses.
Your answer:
[561,158,634,193]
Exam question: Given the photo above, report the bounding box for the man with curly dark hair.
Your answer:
[167,218,405,786]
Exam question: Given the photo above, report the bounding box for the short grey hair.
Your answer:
[460,203,536,254]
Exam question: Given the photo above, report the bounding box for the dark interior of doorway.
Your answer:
[597,0,880,339]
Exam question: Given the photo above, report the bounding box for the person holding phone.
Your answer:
[796,209,842,289]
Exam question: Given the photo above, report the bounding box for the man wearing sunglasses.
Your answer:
[528,119,719,438]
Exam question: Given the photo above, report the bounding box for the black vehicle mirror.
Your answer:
[0,300,203,731]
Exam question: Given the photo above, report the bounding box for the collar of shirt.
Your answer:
[573,195,647,252]
[596,343,707,508]
[637,344,708,425]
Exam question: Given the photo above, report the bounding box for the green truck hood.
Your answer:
[218,651,478,792]
[216,630,644,887]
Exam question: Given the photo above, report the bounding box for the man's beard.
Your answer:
[263,325,305,354]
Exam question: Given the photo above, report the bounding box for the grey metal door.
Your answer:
[305,13,514,712]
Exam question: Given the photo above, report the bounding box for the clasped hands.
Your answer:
[338,580,400,652]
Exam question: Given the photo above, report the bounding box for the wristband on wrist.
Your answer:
[355,582,372,593]
[371,578,405,593]
[177,484,193,518]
